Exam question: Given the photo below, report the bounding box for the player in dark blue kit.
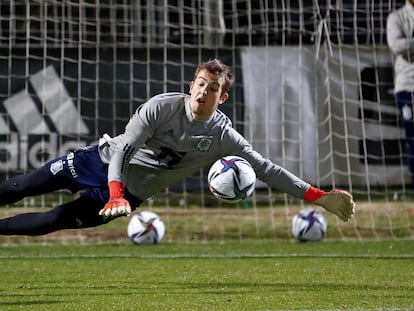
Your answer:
[0,145,142,235]
[0,59,355,236]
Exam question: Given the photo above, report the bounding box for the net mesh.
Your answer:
[0,0,412,242]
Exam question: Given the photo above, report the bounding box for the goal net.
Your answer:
[0,0,412,243]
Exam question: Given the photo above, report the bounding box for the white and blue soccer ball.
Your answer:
[208,156,256,203]
[127,211,165,245]
[291,208,327,242]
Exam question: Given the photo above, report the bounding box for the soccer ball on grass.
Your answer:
[291,208,327,242]
[208,156,256,203]
[127,211,165,245]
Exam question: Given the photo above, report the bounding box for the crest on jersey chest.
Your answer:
[196,137,213,152]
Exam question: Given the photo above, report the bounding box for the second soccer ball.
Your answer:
[127,211,165,245]
[291,208,327,242]
[208,156,256,203]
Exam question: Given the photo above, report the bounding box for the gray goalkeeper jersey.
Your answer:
[98,92,310,201]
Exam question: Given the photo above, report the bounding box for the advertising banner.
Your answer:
[241,46,405,186]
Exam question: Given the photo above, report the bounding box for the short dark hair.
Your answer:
[193,59,234,94]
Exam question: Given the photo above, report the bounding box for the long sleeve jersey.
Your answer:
[98,92,310,201]
[387,0,414,92]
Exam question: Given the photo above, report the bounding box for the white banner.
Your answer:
[241,45,407,187]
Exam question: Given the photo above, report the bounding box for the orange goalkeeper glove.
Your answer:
[304,186,355,222]
[99,181,132,219]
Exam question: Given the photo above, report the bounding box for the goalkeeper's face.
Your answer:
[189,69,229,120]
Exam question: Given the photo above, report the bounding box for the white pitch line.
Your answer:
[0,253,413,259]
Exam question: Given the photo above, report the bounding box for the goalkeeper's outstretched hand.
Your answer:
[99,180,132,220]
[99,198,132,219]
[313,190,355,222]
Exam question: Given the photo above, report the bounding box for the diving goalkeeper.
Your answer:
[0,59,355,236]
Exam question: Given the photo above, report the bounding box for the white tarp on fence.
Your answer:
[241,45,406,187]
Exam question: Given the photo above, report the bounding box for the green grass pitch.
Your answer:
[0,240,413,311]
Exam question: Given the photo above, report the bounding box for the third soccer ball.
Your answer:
[127,211,165,245]
[208,156,256,203]
[291,208,327,242]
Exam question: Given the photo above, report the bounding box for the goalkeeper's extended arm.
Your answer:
[99,181,132,219]
[304,186,355,222]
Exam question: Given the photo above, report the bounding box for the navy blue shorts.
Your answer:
[46,145,142,208]
[46,145,108,189]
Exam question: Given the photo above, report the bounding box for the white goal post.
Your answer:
[0,0,412,242]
